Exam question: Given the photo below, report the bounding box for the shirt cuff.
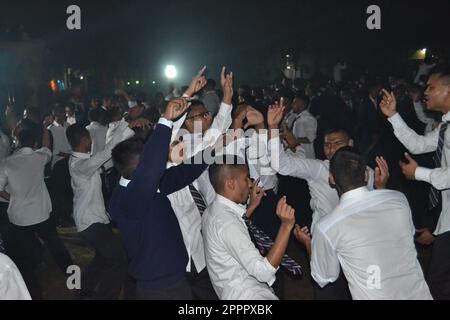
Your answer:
[415,167,432,183]
[387,113,402,126]
[262,257,279,286]
[158,117,173,128]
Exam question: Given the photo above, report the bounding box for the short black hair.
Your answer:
[25,107,41,121]
[88,107,107,125]
[430,64,450,85]
[52,105,65,115]
[17,127,38,148]
[66,123,90,149]
[329,146,367,193]
[323,127,352,140]
[206,79,216,89]
[112,138,144,178]
[208,155,247,194]
[293,92,310,106]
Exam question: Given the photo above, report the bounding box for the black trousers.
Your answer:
[186,261,218,300]
[312,270,352,300]
[136,277,192,300]
[79,223,127,299]
[10,217,73,299]
[427,230,450,300]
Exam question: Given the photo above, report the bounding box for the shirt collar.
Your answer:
[119,177,131,187]
[71,152,90,159]
[340,186,369,202]
[52,120,65,127]
[442,111,450,123]
[215,194,247,218]
[14,147,34,155]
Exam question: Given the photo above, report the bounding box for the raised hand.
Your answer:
[374,156,390,189]
[184,66,207,97]
[379,89,397,118]
[399,153,418,180]
[232,105,248,129]
[244,107,264,129]
[221,66,233,105]
[249,178,266,208]
[267,99,285,128]
[163,98,190,121]
[293,224,311,246]
[276,196,295,227]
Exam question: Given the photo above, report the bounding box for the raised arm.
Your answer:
[124,99,191,201]
[267,103,324,180]
[381,89,439,154]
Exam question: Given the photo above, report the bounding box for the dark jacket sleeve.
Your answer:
[158,148,213,196]
[121,123,171,213]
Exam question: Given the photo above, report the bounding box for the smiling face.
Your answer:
[323,131,354,160]
[424,73,450,112]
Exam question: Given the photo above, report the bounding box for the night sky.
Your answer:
[1,0,449,84]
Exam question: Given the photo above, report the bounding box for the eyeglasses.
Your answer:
[186,111,211,120]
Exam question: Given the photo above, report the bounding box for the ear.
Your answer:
[328,174,336,189]
[364,169,369,183]
[348,139,354,147]
[225,178,235,192]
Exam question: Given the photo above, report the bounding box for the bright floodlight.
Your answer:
[165,65,177,79]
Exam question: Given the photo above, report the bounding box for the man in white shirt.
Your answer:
[283,93,317,159]
[86,108,108,155]
[47,106,71,168]
[65,104,77,125]
[267,103,389,233]
[0,252,31,300]
[201,79,221,117]
[379,65,450,299]
[0,125,73,299]
[66,119,144,299]
[267,102,389,299]
[166,66,233,299]
[294,147,432,300]
[409,85,437,134]
[203,158,296,300]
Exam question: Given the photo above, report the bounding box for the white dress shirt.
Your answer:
[47,121,71,168]
[167,102,232,273]
[0,147,52,226]
[311,187,432,300]
[0,253,31,300]
[268,137,374,232]
[202,194,279,300]
[388,112,450,236]
[66,116,76,125]
[69,121,134,232]
[86,121,108,155]
[0,130,10,161]
[291,109,317,159]
[0,130,11,205]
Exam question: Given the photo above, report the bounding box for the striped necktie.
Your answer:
[242,214,302,277]
[429,122,449,209]
[189,184,207,216]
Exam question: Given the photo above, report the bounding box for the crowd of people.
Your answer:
[0,60,449,300]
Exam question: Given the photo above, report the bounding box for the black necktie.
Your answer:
[242,215,302,277]
[189,184,206,216]
[429,122,448,209]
